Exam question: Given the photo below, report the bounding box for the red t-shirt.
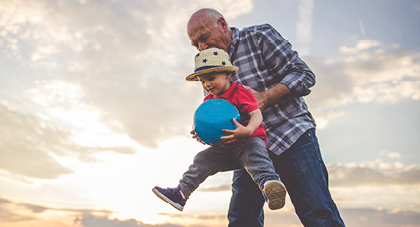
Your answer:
[203,81,267,144]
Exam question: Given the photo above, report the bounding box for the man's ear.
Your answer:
[218,17,228,32]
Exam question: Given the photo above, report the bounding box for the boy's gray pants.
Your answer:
[179,136,279,198]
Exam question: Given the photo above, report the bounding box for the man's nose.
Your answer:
[198,42,208,51]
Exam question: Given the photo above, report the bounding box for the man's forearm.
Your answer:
[260,83,292,109]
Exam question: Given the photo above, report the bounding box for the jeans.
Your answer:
[228,129,345,227]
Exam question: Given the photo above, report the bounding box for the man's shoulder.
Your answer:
[232,24,279,43]
[238,23,275,34]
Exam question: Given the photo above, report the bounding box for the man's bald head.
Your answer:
[187,8,225,32]
[187,8,232,52]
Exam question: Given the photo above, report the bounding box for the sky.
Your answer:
[0,0,419,226]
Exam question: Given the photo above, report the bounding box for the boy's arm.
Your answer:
[221,108,262,144]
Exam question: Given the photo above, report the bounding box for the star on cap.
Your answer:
[202,58,208,63]
[196,53,200,58]
[213,51,218,56]
[221,61,226,66]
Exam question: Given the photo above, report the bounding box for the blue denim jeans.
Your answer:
[228,129,345,227]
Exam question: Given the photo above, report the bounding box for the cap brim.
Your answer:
[186,66,238,81]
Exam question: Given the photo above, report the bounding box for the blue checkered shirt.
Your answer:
[228,24,316,155]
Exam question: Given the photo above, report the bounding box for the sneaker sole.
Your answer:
[152,188,184,211]
[264,181,286,210]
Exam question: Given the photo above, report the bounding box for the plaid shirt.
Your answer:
[228,24,316,155]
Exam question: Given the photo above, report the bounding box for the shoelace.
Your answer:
[166,187,180,193]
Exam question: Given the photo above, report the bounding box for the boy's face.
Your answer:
[198,72,232,95]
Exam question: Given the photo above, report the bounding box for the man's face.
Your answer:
[188,16,229,52]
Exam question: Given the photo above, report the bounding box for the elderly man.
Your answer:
[187,8,345,227]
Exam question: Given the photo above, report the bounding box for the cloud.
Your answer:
[0,101,74,179]
[2,195,420,227]
[0,196,183,227]
[296,0,314,56]
[264,208,420,227]
[309,41,420,107]
[306,40,420,128]
[77,214,184,227]
[0,0,254,152]
[387,152,401,159]
[0,197,34,223]
[0,0,255,180]
[0,97,140,179]
[0,197,113,226]
[91,208,420,227]
[328,161,420,187]
[157,212,227,227]
[339,208,420,227]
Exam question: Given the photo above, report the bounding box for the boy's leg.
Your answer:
[234,137,286,210]
[154,145,237,211]
[179,145,239,199]
[233,137,279,188]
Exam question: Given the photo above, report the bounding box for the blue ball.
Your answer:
[193,99,241,145]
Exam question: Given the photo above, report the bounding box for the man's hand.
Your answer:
[243,86,268,111]
[190,129,206,144]
[220,119,253,144]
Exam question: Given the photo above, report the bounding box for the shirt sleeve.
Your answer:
[237,86,259,113]
[257,24,316,97]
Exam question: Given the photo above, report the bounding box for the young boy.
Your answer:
[152,48,286,212]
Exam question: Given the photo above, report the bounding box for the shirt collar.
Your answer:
[217,81,237,100]
[228,27,239,56]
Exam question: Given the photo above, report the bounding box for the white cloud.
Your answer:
[0,102,75,179]
[328,160,420,187]
[339,40,380,54]
[309,109,345,130]
[265,208,420,227]
[0,98,139,179]
[296,0,314,56]
[24,80,140,149]
[306,40,420,127]
[309,40,420,105]
[0,0,255,152]
[78,214,184,227]
[386,152,402,159]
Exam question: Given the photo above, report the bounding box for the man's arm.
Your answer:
[250,24,315,111]
[244,83,292,111]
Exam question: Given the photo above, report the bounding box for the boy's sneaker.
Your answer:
[262,179,286,210]
[152,185,187,211]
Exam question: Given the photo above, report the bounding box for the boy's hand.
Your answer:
[190,129,206,144]
[220,119,253,144]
